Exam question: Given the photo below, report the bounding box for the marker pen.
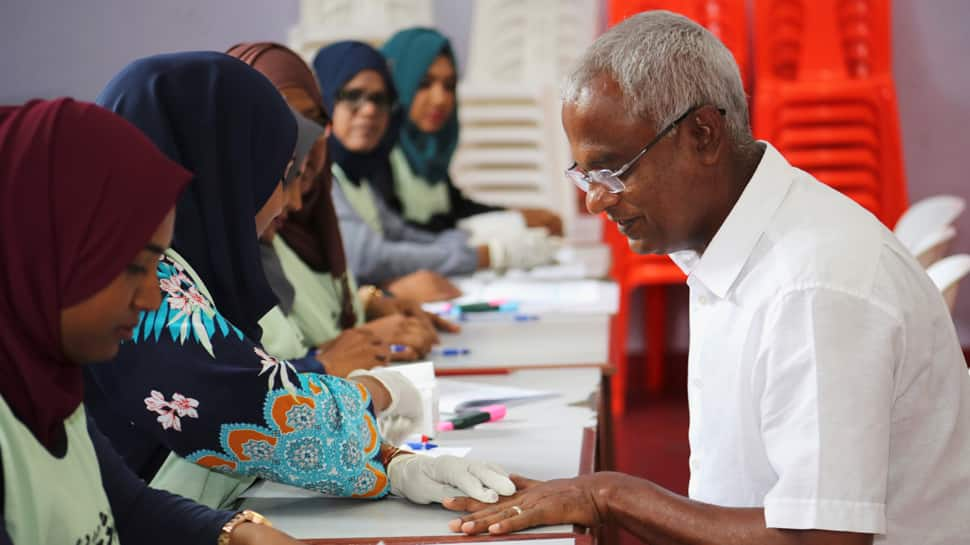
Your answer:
[458,302,499,313]
[459,313,539,323]
[436,404,506,431]
[431,347,470,357]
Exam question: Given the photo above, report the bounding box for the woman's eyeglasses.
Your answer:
[335,89,398,113]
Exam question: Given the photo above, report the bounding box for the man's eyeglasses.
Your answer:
[566,105,726,194]
[335,89,398,113]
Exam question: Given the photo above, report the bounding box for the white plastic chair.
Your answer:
[894,195,965,258]
[911,225,957,268]
[926,254,970,313]
[451,0,599,233]
[287,0,433,59]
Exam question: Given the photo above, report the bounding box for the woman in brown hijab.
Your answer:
[226,43,458,376]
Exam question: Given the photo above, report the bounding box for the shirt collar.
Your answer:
[686,142,794,299]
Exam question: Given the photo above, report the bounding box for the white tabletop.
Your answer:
[434,314,611,369]
[240,368,601,540]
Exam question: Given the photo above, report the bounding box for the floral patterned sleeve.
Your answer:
[84,254,388,499]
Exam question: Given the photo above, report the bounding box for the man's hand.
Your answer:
[446,473,874,545]
[444,474,607,535]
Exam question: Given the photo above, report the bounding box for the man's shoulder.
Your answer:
[740,174,909,302]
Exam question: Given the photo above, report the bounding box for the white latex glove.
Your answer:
[348,367,423,444]
[488,228,563,270]
[458,210,528,245]
[388,454,516,504]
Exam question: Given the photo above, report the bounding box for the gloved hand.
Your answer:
[348,367,423,444]
[488,228,562,270]
[458,210,528,244]
[388,454,516,504]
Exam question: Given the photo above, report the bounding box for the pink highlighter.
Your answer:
[436,404,507,432]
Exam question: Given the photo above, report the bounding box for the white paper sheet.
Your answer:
[437,379,558,414]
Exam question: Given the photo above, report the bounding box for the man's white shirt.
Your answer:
[670,142,970,543]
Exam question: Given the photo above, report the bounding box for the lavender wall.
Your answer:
[2,0,968,344]
[0,0,300,102]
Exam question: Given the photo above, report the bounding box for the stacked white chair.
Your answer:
[287,0,434,59]
[926,254,970,313]
[450,0,600,237]
[894,195,966,268]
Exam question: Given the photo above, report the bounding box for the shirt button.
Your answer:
[697,295,709,305]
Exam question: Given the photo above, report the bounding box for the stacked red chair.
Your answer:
[599,0,750,414]
[753,0,908,226]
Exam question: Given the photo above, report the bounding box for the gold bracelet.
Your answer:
[379,444,414,467]
[360,285,383,309]
[217,509,272,545]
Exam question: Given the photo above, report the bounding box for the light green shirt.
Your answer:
[0,398,119,544]
[389,146,452,224]
[258,304,309,361]
[268,236,364,347]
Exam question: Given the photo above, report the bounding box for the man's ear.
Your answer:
[690,106,723,166]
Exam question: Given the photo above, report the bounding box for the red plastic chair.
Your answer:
[755,78,908,225]
[601,217,686,415]
[754,0,907,226]
[755,0,891,82]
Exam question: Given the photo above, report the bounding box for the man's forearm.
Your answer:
[594,473,872,545]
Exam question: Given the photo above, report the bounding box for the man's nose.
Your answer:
[586,183,620,215]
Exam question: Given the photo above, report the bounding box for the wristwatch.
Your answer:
[217,509,272,545]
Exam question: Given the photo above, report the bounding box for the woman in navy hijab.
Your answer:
[312,41,486,296]
[83,52,396,508]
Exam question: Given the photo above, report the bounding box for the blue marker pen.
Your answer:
[432,347,470,357]
[459,313,539,323]
[406,441,438,450]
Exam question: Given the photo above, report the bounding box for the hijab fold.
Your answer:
[0,98,190,448]
[285,108,325,187]
[382,27,460,185]
[97,52,297,340]
[228,42,357,329]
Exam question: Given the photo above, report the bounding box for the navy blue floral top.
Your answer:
[84,250,389,499]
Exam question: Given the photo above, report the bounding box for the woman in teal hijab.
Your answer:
[381,27,563,235]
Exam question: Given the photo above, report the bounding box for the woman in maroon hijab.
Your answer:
[0,98,299,545]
